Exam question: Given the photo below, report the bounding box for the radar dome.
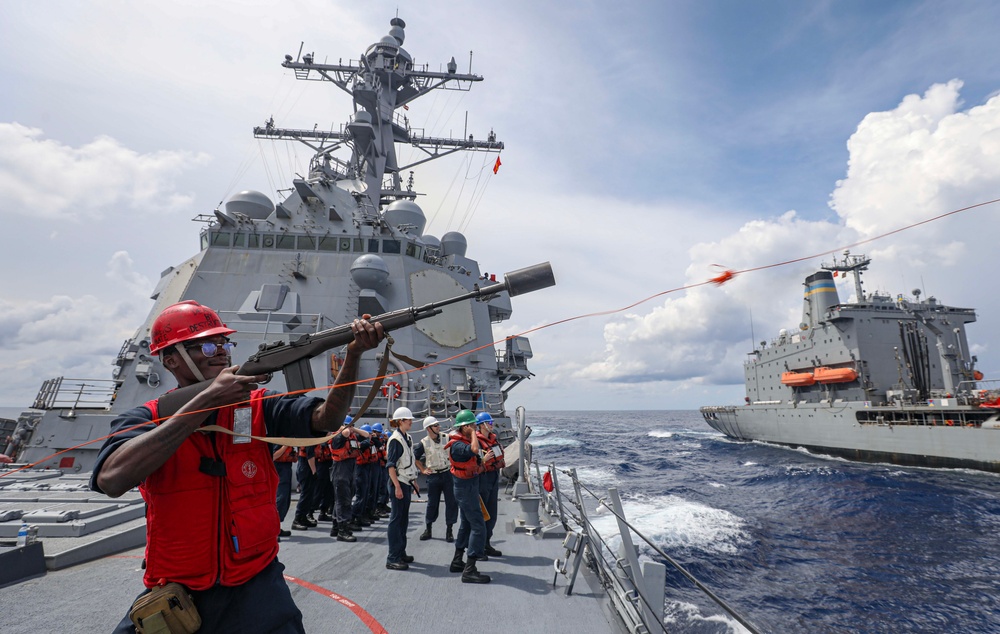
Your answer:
[383,200,426,236]
[440,231,467,257]
[350,254,390,290]
[225,190,274,220]
[420,234,441,250]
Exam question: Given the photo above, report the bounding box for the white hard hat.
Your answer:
[392,406,414,421]
[423,416,441,430]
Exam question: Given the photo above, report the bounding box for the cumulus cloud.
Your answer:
[0,252,151,405]
[0,123,210,220]
[831,80,1000,238]
[581,80,1000,387]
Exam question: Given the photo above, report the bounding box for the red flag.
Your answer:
[833,271,839,277]
[493,156,502,174]
[402,104,409,111]
[542,470,553,492]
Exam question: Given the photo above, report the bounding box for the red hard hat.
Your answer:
[149,300,236,355]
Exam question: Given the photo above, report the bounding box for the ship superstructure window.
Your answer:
[233,233,246,248]
[246,234,261,248]
[276,235,296,249]
[368,239,380,253]
[405,243,422,259]
[262,235,276,248]
[297,236,316,250]
[211,232,231,247]
[319,237,338,251]
[338,238,352,251]
[383,240,401,254]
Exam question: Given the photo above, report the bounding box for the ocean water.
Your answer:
[527,410,1000,634]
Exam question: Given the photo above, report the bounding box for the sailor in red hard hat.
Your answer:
[91,300,384,633]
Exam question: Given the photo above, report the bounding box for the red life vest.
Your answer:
[330,432,361,462]
[445,432,481,479]
[377,437,388,466]
[477,431,505,472]
[141,389,278,591]
[356,440,379,465]
[273,446,297,463]
[314,442,332,462]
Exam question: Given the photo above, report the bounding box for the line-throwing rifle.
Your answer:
[157,262,556,417]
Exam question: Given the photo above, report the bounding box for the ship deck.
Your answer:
[0,487,621,633]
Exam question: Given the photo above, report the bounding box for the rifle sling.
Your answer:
[194,336,431,441]
[196,425,335,447]
[352,336,426,420]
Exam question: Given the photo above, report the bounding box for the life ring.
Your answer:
[381,381,402,399]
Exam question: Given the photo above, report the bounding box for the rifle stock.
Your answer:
[156,261,555,418]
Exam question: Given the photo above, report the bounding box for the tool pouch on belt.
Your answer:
[128,582,202,634]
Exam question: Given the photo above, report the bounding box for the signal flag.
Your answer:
[493,156,502,174]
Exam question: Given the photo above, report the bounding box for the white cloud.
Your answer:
[577,80,1000,391]
[0,252,151,404]
[831,80,1000,238]
[0,123,210,220]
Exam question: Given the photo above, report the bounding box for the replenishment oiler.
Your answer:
[0,16,762,634]
[701,250,1000,472]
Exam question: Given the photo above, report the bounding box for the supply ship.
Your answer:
[701,251,1000,472]
[1,16,719,634]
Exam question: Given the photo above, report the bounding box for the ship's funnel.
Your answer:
[801,271,840,329]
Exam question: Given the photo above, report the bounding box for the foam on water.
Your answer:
[648,430,674,438]
[589,492,751,557]
[570,465,619,488]
[530,436,583,448]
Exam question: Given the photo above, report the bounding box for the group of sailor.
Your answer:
[275,416,391,542]
[274,405,507,585]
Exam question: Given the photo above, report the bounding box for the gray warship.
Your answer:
[701,251,1000,473]
[2,17,741,634]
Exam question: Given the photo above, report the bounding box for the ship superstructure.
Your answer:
[702,251,1000,472]
[4,17,534,470]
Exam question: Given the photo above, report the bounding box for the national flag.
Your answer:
[402,104,409,111]
[493,155,502,174]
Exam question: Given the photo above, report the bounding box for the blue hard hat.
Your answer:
[344,415,354,425]
[475,412,494,424]
[360,424,373,433]
[372,423,384,433]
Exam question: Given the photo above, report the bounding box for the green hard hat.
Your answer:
[454,410,477,427]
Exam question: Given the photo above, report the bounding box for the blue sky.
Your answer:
[2,1,1000,411]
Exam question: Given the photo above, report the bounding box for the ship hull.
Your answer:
[701,403,1000,473]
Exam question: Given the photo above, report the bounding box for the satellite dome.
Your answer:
[440,231,467,257]
[383,200,426,236]
[420,234,441,249]
[225,190,274,220]
[353,110,372,124]
[350,254,390,290]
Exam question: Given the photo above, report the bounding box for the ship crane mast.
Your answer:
[822,250,871,302]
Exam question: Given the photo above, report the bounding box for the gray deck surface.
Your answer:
[0,492,617,633]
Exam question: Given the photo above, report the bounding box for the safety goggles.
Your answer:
[184,341,236,357]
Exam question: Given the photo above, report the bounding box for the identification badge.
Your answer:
[492,445,502,458]
[233,408,252,444]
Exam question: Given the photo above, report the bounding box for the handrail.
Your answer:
[531,459,765,634]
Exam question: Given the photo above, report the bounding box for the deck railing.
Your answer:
[514,410,763,634]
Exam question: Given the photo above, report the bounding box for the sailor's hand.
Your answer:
[395,484,404,499]
[347,315,385,353]
[203,366,266,406]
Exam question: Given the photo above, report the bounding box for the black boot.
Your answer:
[449,548,465,573]
[461,557,491,584]
[336,528,357,543]
[446,525,454,543]
[419,525,432,541]
[291,516,310,531]
[484,545,503,557]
